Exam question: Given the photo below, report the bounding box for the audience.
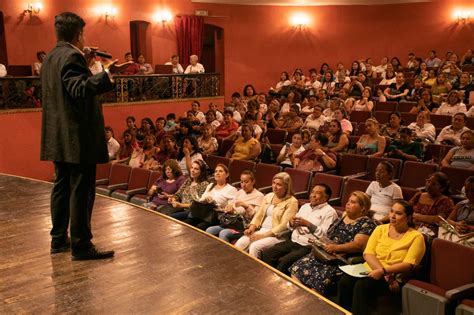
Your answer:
[165,54,184,74]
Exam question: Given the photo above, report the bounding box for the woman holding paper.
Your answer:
[337,200,426,315]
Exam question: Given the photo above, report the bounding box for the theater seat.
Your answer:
[338,154,368,177]
[96,162,112,186]
[399,161,438,189]
[96,163,131,196]
[284,168,312,199]
[205,155,231,170]
[333,178,370,213]
[402,239,474,315]
[111,168,150,201]
[365,156,402,181]
[229,159,255,186]
[130,171,162,206]
[440,166,474,196]
[312,173,344,204]
[254,163,282,193]
[266,128,287,144]
[456,299,474,315]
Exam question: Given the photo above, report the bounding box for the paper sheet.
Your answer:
[339,263,370,278]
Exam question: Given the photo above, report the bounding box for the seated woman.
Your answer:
[441,130,474,169]
[165,160,210,220]
[327,120,349,153]
[215,109,239,140]
[276,104,304,134]
[409,89,439,114]
[197,124,218,155]
[386,128,423,161]
[155,135,178,165]
[139,134,160,170]
[234,172,298,258]
[379,68,396,85]
[435,90,467,116]
[225,124,261,161]
[380,111,404,142]
[293,133,337,172]
[177,136,203,176]
[356,118,386,157]
[290,191,377,295]
[352,87,374,112]
[407,111,436,143]
[184,164,238,230]
[431,73,451,104]
[447,176,474,234]
[338,201,426,315]
[233,112,263,141]
[206,170,264,242]
[423,69,437,87]
[303,104,327,132]
[271,71,291,95]
[409,172,454,237]
[276,133,305,168]
[136,117,156,146]
[365,161,403,223]
[334,107,353,135]
[383,73,410,102]
[114,129,137,164]
[144,160,185,211]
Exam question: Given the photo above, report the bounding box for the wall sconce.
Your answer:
[453,9,472,23]
[290,12,310,28]
[103,6,117,20]
[23,3,42,17]
[153,10,173,24]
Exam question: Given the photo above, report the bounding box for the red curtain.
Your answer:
[174,15,204,68]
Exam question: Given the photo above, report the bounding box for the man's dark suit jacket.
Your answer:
[40,41,114,164]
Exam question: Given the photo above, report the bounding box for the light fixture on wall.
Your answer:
[103,6,117,20]
[290,12,310,28]
[153,10,173,24]
[23,3,42,17]
[453,9,472,23]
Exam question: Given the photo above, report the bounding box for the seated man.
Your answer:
[184,55,205,74]
[165,54,184,74]
[260,184,338,275]
[105,126,120,161]
[33,50,46,76]
[436,113,470,146]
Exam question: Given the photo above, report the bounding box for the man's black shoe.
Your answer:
[72,246,115,261]
[51,238,71,254]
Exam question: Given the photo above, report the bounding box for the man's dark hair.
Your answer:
[54,12,85,42]
[166,113,176,120]
[314,183,332,200]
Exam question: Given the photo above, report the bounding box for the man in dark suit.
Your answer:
[41,12,129,260]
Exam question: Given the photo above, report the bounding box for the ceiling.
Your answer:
[191,0,430,5]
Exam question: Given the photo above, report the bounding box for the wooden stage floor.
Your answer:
[0,174,347,314]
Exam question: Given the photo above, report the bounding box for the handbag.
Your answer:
[190,201,218,224]
[217,212,246,232]
[309,238,349,264]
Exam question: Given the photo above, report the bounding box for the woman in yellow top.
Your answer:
[235,172,298,258]
[226,124,261,160]
[337,200,426,315]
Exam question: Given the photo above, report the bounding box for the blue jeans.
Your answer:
[169,210,189,221]
[206,225,242,243]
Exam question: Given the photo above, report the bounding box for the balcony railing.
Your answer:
[0,73,221,110]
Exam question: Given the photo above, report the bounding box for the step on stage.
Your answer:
[0,174,347,314]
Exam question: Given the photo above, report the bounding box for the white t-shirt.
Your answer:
[436,103,467,116]
[107,137,120,160]
[0,64,6,77]
[165,61,184,74]
[184,63,205,74]
[366,181,403,221]
[279,144,305,166]
[200,183,238,209]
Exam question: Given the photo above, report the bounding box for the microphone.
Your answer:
[83,47,112,59]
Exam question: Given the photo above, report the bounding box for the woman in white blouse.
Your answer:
[435,90,467,116]
[184,163,238,230]
[206,170,264,243]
